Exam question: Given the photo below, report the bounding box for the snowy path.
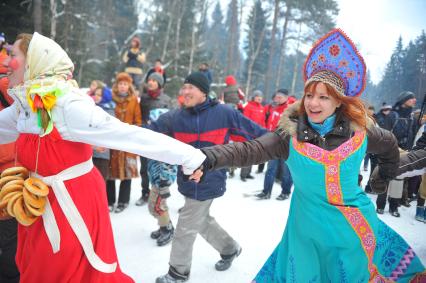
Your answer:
[111,168,426,283]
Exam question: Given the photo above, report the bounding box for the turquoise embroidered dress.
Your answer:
[253,132,425,283]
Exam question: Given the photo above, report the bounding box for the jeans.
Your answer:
[263,159,293,195]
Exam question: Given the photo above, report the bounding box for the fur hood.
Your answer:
[277,101,374,137]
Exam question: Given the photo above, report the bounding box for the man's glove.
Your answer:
[369,167,389,194]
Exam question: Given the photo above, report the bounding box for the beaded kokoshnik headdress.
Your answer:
[303,28,367,97]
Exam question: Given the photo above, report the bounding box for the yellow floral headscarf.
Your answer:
[24,32,78,136]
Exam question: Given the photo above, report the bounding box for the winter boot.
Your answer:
[114,203,128,213]
[246,174,254,179]
[415,206,426,222]
[376,208,384,214]
[256,192,271,200]
[151,228,161,239]
[156,266,189,283]
[276,193,289,200]
[157,223,174,246]
[215,246,242,271]
[389,209,400,217]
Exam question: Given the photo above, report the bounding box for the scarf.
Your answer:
[308,113,336,137]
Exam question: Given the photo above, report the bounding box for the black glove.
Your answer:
[369,167,389,194]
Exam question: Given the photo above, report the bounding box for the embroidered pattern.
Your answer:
[292,131,389,281]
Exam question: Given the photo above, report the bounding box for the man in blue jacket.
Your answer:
[154,72,266,283]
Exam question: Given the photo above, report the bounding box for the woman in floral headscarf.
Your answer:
[0,33,205,282]
[195,29,426,282]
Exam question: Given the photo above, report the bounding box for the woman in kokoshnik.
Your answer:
[195,29,426,282]
[0,32,205,282]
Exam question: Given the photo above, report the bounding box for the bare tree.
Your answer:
[274,3,292,91]
[33,0,42,32]
[264,0,280,98]
[225,0,239,75]
[245,7,267,96]
[161,0,178,62]
[188,0,208,74]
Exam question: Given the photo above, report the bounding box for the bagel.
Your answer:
[22,187,46,209]
[1,167,29,179]
[0,184,23,200]
[24,200,45,217]
[14,197,37,226]
[6,192,23,217]
[24,178,49,197]
[0,191,19,210]
[2,179,24,189]
[0,176,24,189]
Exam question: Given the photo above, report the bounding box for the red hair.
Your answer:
[299,81,369,129]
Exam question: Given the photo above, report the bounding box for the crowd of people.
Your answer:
[0,29,425,283]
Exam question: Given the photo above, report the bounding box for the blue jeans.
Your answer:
[263,159,293,195]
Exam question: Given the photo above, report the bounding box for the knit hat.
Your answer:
[396,91,415,105]
[184,72,210,94]
[148,72,164,88]
[225,75,237,86]
[250,90,263,100]
[380,103,392,111]
[275,89,289,96]
[116,72,133,84]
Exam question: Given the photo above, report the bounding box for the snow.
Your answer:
[111,167,426,283]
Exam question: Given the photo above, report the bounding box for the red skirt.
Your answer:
[15,133,134,283]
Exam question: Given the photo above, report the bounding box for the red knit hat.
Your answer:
[225,75,237,86]
[116,72,133,84]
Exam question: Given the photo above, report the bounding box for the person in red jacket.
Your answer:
[258,88,297,200]
[265,89,296,131]
[241,90,267,178]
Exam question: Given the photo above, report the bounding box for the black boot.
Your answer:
[156,266,189,283]
[151,228,161,239]
[215,246,242,271]
[256,192,271,200]
[276,193,289,200]
[157,223,174,246]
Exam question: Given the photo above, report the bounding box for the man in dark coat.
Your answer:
[155,72,266,283]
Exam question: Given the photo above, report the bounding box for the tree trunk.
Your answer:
[274,4,292,96]
[245,9,266,96]
[264,0,280,98]
[225,0,238,75]
[161,0,177,62]
[173,0,185,75]
[33,0,43,33]
[50,0,57,40]
[290,23,302,95]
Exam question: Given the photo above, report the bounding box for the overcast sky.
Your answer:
[215,0,425,84]
[335,0,426,83]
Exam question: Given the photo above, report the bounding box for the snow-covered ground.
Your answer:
[111,168,426,283]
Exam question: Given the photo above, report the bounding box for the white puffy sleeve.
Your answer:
[0,103,19,144]
[56,94,205,174]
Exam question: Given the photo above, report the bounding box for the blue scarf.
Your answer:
[308,114,336,137]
